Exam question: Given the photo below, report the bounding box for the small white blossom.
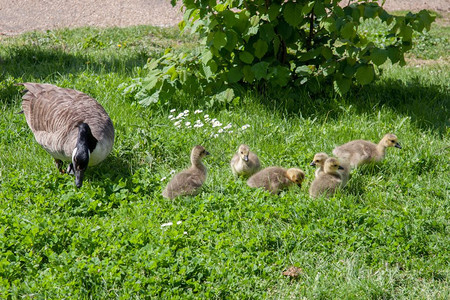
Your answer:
[170,109,176,113]
[212,120,222,127]
[223,123,232,130]
[174,120,182,127]
[204,114,209,119]
[194,109,203,114]
[214,134,219,138]
[228,130,233,133]
[218,128,224,133]
[194,123,204,128]
[161,222,173,227]
[168,115,174,119]
[185,121,191,127]
[176,221,182,225]
[241,124,250,130]
[170,169,176,175]
[160,176,167,182]
[183,110,189,114]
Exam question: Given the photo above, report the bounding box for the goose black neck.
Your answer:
[77,123,98,153]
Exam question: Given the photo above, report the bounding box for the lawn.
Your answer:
[0,15,449,299]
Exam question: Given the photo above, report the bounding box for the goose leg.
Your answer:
[54,159,65,173]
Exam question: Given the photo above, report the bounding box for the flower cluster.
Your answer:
[167,109,251,138]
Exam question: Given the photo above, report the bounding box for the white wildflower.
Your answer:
[214,134,219,138]
[218,128,224,133]
[185,121,191,127]
[194,109,203,114]
[161,222,173,227]
[212,120,222,127]
[194,123,204,128]
[168,115,174,120]
[160,176,167,182]
[204,114,209,119]
[241,124,250,130]
[174,120,182,127]
[176,113,185,119]
[170,170,176,175]
[228,130,233,133]
[223,123,232,130]
[183,110,189,115]
[176,221,182,225]
[170,109,176,113]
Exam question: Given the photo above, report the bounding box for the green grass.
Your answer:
[0,23,449,298]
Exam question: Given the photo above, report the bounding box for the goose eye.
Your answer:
[391,140,395,143]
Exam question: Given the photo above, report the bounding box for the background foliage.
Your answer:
[129,0,435,106]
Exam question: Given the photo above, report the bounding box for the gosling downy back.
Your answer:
[309,157,345,198]
[18,82,115,188]
[230,144,261,177]
[162,145,210,199]
[332,133,401,168]
[247,166,305,194]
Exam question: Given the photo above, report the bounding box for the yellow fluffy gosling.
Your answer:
[247,167,305,194]
[332,133,402,168]
[230,144,261,177]
[309,157,345,198]
[162,145,210,199]
[310,152,350,186]
[310,152,329,177]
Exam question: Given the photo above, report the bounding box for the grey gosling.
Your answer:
[230,144,261,177]
[162,145,210,199]
[332,133,401,168]
[247,167,305,194]
[18,82,114,188]
[309,157,345,198]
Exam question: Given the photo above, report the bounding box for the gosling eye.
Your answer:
[315,160,319,163]
[391,140,395,143]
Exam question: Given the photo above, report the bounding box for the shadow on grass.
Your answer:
[0,44,149,104]
[256,76,449,134]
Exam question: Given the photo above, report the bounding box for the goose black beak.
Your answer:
[205,151,210,156]
[395,143,402,149]
[75,169,85,188]
[297,183,302,188]
[338,165,344,170]
[310,161,316,166]
[244,155,249,162]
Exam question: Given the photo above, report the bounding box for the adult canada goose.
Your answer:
[247,167,305,195]
[310,152,350,186]
[230,144,261,177]
[309,157,345,198]
[162,145,210,199]
[332,133,401,169]
[18,82,114,188]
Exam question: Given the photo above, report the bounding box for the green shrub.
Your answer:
[130,0,434,105]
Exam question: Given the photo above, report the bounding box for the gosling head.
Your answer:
[381,133,402,149]
[237,144,250,162]
[286,168,305,188]
[324,157,344,175]
[310,152,329,167]
[191,145,210,161]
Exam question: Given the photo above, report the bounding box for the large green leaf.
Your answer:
[227,66,243,83]
[283,2,303,27]
[251,62,270,80]
[370,48,388,66]
[334,77,352,95]
[355,65,374,85]
[213,31,227,49]
[253,40,269,59]
[239,51,254,64]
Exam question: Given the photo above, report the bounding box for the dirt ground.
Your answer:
[0,0,449,36]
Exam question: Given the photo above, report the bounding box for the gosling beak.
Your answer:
[205,151,210,156]
[338,166,344,170]
[297,183,302,188]
[395,143,402,149]
[243,155,249,162]
[310,161,316,166]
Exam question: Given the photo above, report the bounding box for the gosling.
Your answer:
[310,152,350,186]
[310,152,329,177]
[230,144,261,177]
[247,167,305,195]
[309,157,345,198]
[332,133,402,168]
[162,145,210,199]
